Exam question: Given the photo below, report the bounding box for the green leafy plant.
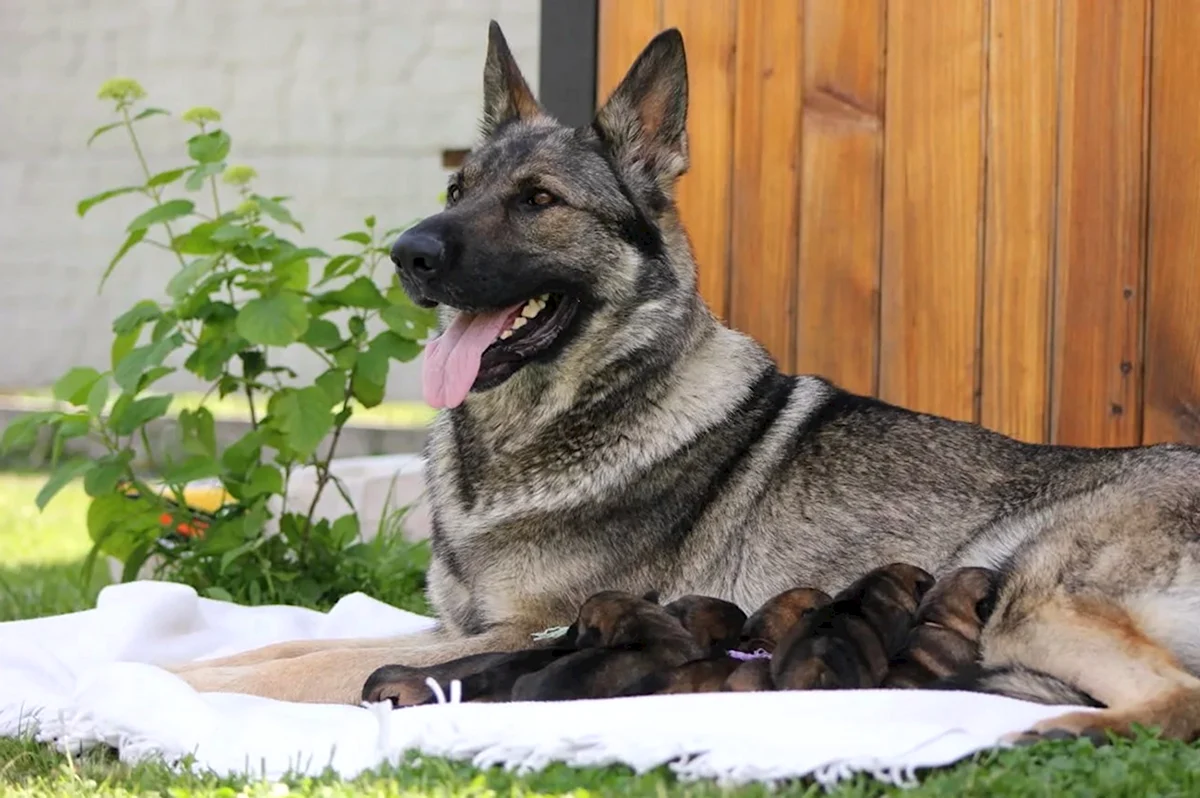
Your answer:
[1,78,436,612]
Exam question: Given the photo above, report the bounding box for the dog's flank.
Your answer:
[772,563,934,690]
[171,21,1200,746]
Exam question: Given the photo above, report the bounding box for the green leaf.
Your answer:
[269,387,335,459]
[352,342,390,408]
[87,121,123,146]
[204,586,235,602]
[179,407,218,458]
[86,376,110,417]
[111,331,139,369]
[274,245,329,266]
[300,318,341,350]
[185,162,225,192]
[166,256,219,301]
[315,369,346,404]
[77,186,143,218]
[236,292,309,347]
[99,229,146,291]
[146,168,188,189]
[114,333,183,393]
[121,542,153,583]
[338,231,371,246]
[0,410,58,454]
[271,258,309,293]
[370,330,422,363]
[83,451,133,497]
[187,130,232,163]
[210,223,252,244]
[53,367,103,405]
[238,349,266,380]
[36,459,94,511]
[221,429,264,477]
[161,454,222,484]
[331,514,360,548]
[321,276,388,310]
[87,493,161,561]
[243,464,283,499]
[364,215,376,229]
[317,254,363,286]
[113,299,162,334]
[108,394,173,435]
[252,194,302,231]
[126,199,194,232]
[132,107,169,121]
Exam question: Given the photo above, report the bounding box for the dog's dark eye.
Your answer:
[446,184,462,206]
[525,189,556,208]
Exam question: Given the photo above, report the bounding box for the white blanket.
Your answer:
[0,581,1091,788]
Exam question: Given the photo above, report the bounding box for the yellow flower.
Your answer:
[181,106,222,126]
[222,165,258,187]
[97,77,147,105]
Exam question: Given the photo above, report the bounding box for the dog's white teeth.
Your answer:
[521,303,540,319]
[499,329,513,340]
[539,293,550,302]
[512,317,528,330]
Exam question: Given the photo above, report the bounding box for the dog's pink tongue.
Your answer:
[422,306,521,409]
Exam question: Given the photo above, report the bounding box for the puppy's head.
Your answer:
[664,595,747,652]
[573,590,669,649]
[740,587,832,653]
[914,566,999,641]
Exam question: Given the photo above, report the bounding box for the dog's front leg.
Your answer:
[170,625,540,705]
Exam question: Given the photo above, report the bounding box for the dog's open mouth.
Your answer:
[422,293,579,409]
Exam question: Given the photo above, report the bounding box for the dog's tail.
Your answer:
[930,664,1104,708]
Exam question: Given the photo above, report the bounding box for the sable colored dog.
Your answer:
[664,595,748,654]
[172,21,1200,744]
[739,588,833,654]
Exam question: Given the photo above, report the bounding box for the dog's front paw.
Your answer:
[1003,710,1115,747]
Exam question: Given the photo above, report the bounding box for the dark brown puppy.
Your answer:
[723,658,774,692]
[616,656,744,696]
[362,643,577,706]
[883,566,998,689]
[739,587,832,653]
[664,595,748,654]
[512,590,706,701]
[771,562,935,691]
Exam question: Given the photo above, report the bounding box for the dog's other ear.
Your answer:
[593,28,688,184]
[641,590,661,604]
[480,20,541,137]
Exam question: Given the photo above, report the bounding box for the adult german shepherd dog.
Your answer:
[175,23,1200,743]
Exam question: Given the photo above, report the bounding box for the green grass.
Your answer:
[2,473,1199,796]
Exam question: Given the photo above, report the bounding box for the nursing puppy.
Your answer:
[883,567,998,689]
[739,587,833,654]
[511,590,706,701]
[772,563,934,691]
[664,595,748,654]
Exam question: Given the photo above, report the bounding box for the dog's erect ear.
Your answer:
[593,28,688,184]
[480,20,542,137]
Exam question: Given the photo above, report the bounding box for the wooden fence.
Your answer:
[595,0,1200,448]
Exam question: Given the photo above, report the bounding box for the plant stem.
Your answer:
[299,376,354,562]
[121,106,187,270]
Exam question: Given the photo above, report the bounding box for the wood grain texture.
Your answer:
[596,0,663,102]
[1143,0,1200,445]
[728,0,803,370]
[661,0,739,321]
[879,0,986,421]
[1050,0,1149,447]
[979,0,1059,443]
[794,0,885,395]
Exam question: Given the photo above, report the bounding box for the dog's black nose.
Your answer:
[390,230,444,275]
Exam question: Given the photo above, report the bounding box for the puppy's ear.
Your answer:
[593,28,688,186]
[642,590,661,604]
[480,20,542,138]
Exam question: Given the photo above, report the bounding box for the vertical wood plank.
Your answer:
[1050,0,1148,447]
[979,0,1058,443]
[879,0,986,421]
[729,0,803,370]
[661,0,739,321]
[596,0,662,102]
[1143,0,1200,445]
[794,0,885,396]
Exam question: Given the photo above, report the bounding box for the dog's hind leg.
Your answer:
[983,591,1200,743]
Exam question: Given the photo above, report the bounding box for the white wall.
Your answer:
[0,0,541,400]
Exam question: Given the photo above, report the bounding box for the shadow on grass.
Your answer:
[0,557,108,623]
